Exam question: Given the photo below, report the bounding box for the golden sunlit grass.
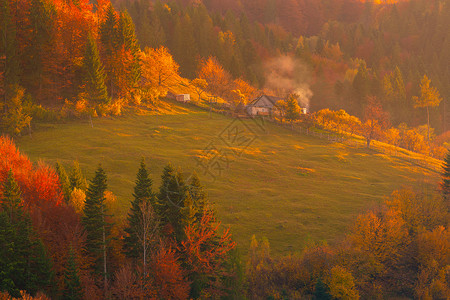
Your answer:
[15,104,442,255]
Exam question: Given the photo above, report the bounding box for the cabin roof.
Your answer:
[248,95,283,108]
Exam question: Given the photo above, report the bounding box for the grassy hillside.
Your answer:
[15,103,442,255]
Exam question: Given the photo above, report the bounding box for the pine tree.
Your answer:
[156,164,193,242]
[100,4,118,98]
[56,161,71,202]
[442,150,450,205]
[118,10,141,89]
[0,178,53,298]
[0,169,22,223]
[69,161,87,191]
[62,246,83,300]
[82,165,110,290]
[314,278,332,300]
[188,172,207,221]
[81,35,110,105]
[285,94,301,123]
[123,159,156,260]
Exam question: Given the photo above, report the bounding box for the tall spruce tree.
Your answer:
[123,159,156,260]
[62,246,83,300]
[82,165,110,291]
[1,169,22,223]
[156,164,195,242]
[69,161,87,191]
[100,4,118,98]
[81,35,110,105]
[0,173,53,297]
[56,161,71,202]
[188,172,207,221]
[442,150,450,205]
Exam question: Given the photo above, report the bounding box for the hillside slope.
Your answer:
[15,104,441,254]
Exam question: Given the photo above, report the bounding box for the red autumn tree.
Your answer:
[180,207,236,297]
[0,136,84,291]
[362,96,389,148]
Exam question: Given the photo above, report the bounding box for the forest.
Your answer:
[0,0,449,298]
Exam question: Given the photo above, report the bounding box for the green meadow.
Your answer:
[15,104,442,255]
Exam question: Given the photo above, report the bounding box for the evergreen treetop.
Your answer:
[0,169,22,223]
[82,35,110,105]
[123,159,156,259]
[82,165,110,275]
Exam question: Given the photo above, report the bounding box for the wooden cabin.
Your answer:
[246,95,283,116]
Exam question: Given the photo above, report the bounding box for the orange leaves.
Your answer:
[151,246,190,300]
[351,209,409,265]
[198,56,232,98]
[180,208,235,275]
[140,46,180,101]
[0,136,83,291]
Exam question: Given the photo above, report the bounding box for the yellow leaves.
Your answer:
[326,266,360,300]
[418,226,450,268]
[413,75,442,109]
[104,190,117,208]
[140,47,179,97]
[69,188,86,214]
[351,209,409,265]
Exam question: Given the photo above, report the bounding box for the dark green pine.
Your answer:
[56,161,71,202]
[117,10,141,88]
[82,35,110,105]
[156,164,188,241]
[442,150,450,204]
[82,165,108,275]
[1,169,22,223]
[313,277,332,300]
[69,161,87,191]
[0,208,53,297]
[188,172,207,221]
[123,159,155,260]
[62,246,83,300]
[100,4,118,54]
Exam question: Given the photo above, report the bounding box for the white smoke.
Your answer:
[264,55,313,110]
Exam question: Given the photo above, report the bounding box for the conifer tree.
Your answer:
[117,10,141,90]
[188,172,207,221]
[100,4,118,98]
[62,246,83,300]
[123,159,156,260]
[442,150,450,205]
[69,161,87,191]
[0,169,22,223]
[285,94,301,123]
[56,161,71,202]
[157,164,194,242]
[82,165,110,290]
[0,173,53,297]
[81,35,110,105]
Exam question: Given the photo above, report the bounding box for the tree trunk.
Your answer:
[101,206,107,296]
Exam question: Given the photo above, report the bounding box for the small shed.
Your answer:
[246,95,283,116]
[176,94,190,103]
